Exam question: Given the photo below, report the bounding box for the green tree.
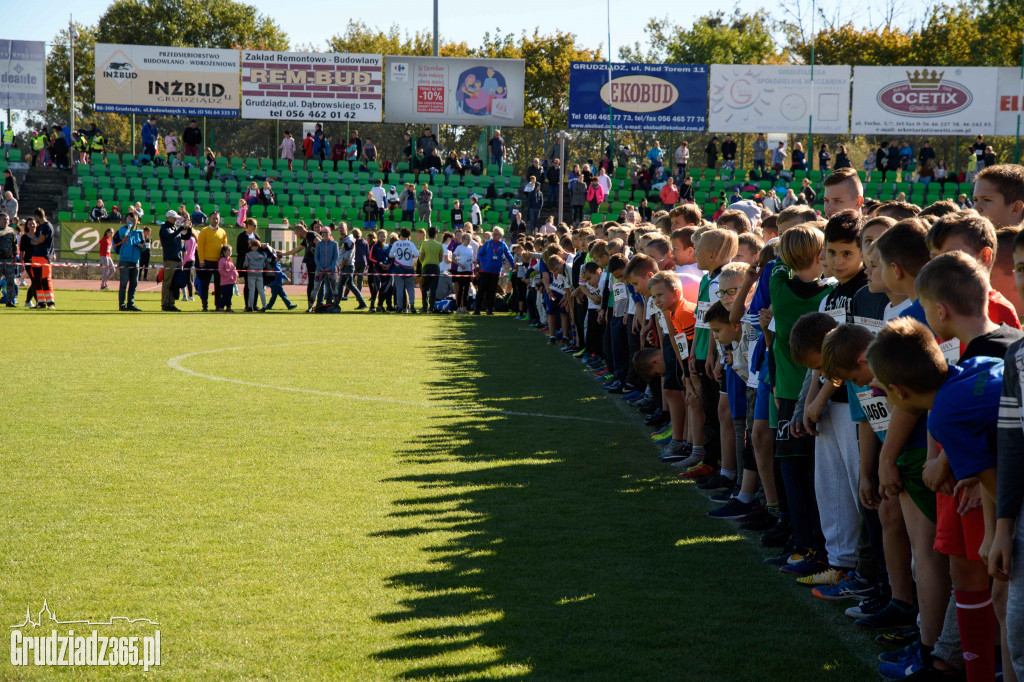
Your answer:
[96,0,288,49]
[620,9,780,65]
[326,20,471,57]
[789,24,915,66]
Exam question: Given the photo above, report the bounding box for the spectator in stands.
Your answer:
[424,148,443,177]
[570,173,587,224]
[874,141,888,179]
[345,137,358,163]
[302,133,314,167]
[705,137,719,170]
[276,130,295,171]
[90,199,107,222]
[791,142,806,171]
[418,128,438,160]
[752,133,768,175]
[647,141,664,171]
[164,130,178,158]
[597,167,612,198]
[243,182,259,206]
[362,191,380,228]
[721,135,737,171]
[444,151,463,177]
[918,159,935,185]
[417,183,433,226]
[586,177,604,213]
[52,129,69,170]
[886,139,900,177]
[637,197,652,222]
[386,185,400,221]
[107,205,122,224]
[674,141,690,177]
[762,188,781,213]
[204,148,216,182]
[984,145,997,167]
[524,176,544,230]
[659,176,680,211]
[141,117,158,158]
[3,191,18,222]
[3,169,18,201]
[818,144,830,171]
[935,159,949,187]
[771,141,786,176]
[546,159,562,206]
[183,121,202,158]
[834,144,851,169]
[398,183,416,222]
[331,137,346,163]
[918,139,935,169]
[258,181,276,206]
[191,204,207,225]
[350,130,363,160]
[782,188,798,208]
[957,193,973,209]
[680,175,695,204]
[898,140,914,170]
[800,178,817,204]
[489,130,505,168]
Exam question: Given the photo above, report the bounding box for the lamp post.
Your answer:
[69,16,79,133]
[557,131,571,224]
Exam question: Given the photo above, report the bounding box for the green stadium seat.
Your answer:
[72,199,86,214]
[321,161,335,172]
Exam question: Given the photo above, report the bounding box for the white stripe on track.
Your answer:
[167,340,606,423]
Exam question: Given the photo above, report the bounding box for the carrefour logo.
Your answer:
[69,228,100,255]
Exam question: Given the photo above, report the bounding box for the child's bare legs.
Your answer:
[751,419,776,505]
[718,394,735,475]
[900,493,950,648]
[685,377,704,446]
[993,580,1018,682]
[880,496,914,603]
[560,311,570,343]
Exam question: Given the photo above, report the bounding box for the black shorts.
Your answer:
[662,333,685,391]
[774,398,815,458]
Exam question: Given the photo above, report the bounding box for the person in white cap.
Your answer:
[160,209,189,311]
[386,185,400,222]
[727,200,762,231]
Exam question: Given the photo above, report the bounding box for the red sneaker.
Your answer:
[678,462,714,480]
[593,369,610,378]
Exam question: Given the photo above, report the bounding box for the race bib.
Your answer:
[856,389,891,434]
[939,339,961,365]
[825,307,848,325]
[853,315,884,335]
[613,281,627,299]
[767,315,776,333]
[550,282,564,295]
[674,332,690,360]
[695,300,711,330]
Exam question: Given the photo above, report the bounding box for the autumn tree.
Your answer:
[620,9,781,65]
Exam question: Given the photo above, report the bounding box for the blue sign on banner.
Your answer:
[568,62,708,132]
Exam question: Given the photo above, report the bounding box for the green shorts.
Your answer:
[768,392,778,430]
[898,447,936,523]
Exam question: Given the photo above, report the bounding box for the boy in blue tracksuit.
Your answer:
[263,246,296,310]
[114,211,145,311]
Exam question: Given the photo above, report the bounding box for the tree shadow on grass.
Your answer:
[370,318,875,681]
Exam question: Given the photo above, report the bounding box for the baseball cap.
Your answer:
[390,185,396,190]
[165,209,180,220]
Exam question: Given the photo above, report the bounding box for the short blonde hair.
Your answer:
[778,223,825,270]
[696,228,739,265]
[648,270,682,292]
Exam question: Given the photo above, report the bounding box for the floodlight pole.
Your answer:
[69,15,77,133]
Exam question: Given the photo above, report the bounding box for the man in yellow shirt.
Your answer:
[196,211,228,311]
[419,226,445,312]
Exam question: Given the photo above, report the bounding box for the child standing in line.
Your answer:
[243,240,267,312]
[99,228,114,290]
[139,227,152,280]
[217,245,236,312]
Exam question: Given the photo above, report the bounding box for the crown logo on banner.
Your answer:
[905,69,944,90]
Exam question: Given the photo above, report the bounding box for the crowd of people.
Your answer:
[7,127,1024,680]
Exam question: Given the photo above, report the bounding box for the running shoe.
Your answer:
[855,600,919,630]
[797,566,847,586]
[677,462,714,480]
[877,641,923,680]
[811,572,874,600]
[707,498,758,520]
[845,595,888,619]
[696,474,735,492]
[739,507,778,532]
[778,553,827,577]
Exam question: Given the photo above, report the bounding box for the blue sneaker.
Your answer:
[778,552,827,576]
[877,640,923,680]
[652,432,673,445]
[621,390,643,401]
[878,642,919,664]
[811,571,875,601]
[602,380,623,393]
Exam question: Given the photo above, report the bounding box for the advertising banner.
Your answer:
[709,64,850,133]
[568,62,708,132]
[995,67,1024,136]
[0,39,46,111]
[385,56,525,126]
[241,51,382,121]
[94,43,240,117]
[851,66,998,135]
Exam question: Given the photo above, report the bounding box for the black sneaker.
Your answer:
[739,507,778,532]
[855,600,918,629]
[707,497,758,520]
[845,595,888,619]
[636,401,659,415]
[764,547,797,567]
[126,305,142,311]
[709,488,736,504]
[875,626,920,648]
[644,410,670,428]
[760,519,793,547]
[119,305,127,311]
[696,474,735,492]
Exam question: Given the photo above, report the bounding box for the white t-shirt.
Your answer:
[884,298,913,322]
[586,283,601,310]
[598,174,612,196]
[370,186,387,208]
[390,239,419,268]
[674,262,703,303]
[470,204,482,224]
[453,244,475,272]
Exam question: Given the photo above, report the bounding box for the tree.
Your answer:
[789,24,915,66]
[96,0,288,50]
[619,9,781,65]
[326,20,471,57]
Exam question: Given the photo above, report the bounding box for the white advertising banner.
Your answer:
[240,51,382,121]
[94,43,240,117]
[0,40,46,111]
[385,56,525,126]
[995,67,1024,136]
[851,66,998,135]
[709,64,850,133]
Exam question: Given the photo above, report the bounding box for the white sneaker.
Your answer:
[24,301,33,308]
[661,440,687,458]
[673,452,704,469]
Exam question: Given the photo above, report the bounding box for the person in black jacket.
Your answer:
[182,121,202,158]
[705,137,719,170]
[679,175,695,204]
[3,169,17,201]
[159,210,189,311]
[546,159,562,206]
[720,135,737,171]
[236,218,258,306]
[834,145,851,169]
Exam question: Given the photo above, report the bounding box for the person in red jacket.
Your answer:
[659,176,680,211]
[302,133,314,169]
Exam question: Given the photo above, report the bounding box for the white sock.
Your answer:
[720,469,736,480]
[738,491,755,504]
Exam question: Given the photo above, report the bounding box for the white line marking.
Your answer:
[167,340,606,423]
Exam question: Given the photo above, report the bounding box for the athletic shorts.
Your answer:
[898,447,937,523]
[754,370,771,421]
[726,367,747,420]
[774,398,814,458]
[544,291,564,316]
[662,333,684,391]
[934,491,986,560]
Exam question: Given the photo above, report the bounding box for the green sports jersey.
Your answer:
[693,273,712,360]
[769,268,833,400]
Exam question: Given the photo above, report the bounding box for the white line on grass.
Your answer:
[167,341,606,423]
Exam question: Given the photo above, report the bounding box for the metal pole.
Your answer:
[606,0,613,177]
[131,114,136,156]
[433,0,440,138]
[69,15,76,133]
[807,0,815,173]
[1016,24,1023,163]
[203,117,207,152]
[558,131,568,225]
[276,120,280,159]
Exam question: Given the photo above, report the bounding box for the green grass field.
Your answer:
[1,289,877,680]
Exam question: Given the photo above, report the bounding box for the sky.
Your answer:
[10,0,932,58]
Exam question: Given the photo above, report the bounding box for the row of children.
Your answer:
[506,164,1024,682]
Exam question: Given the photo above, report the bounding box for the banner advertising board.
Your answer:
[241,51,382,121]
[995,67,1024,136]
[851,66,998,135]
[568,62,708,132]
[385,56,525,126]
[94,43,240,117]
[0,40,46,111]
[709,64,850,133]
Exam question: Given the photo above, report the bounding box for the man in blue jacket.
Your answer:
[310,225,339,310]
[475,227,515,315]
[114,210,145,311]
[141,118,158,158]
